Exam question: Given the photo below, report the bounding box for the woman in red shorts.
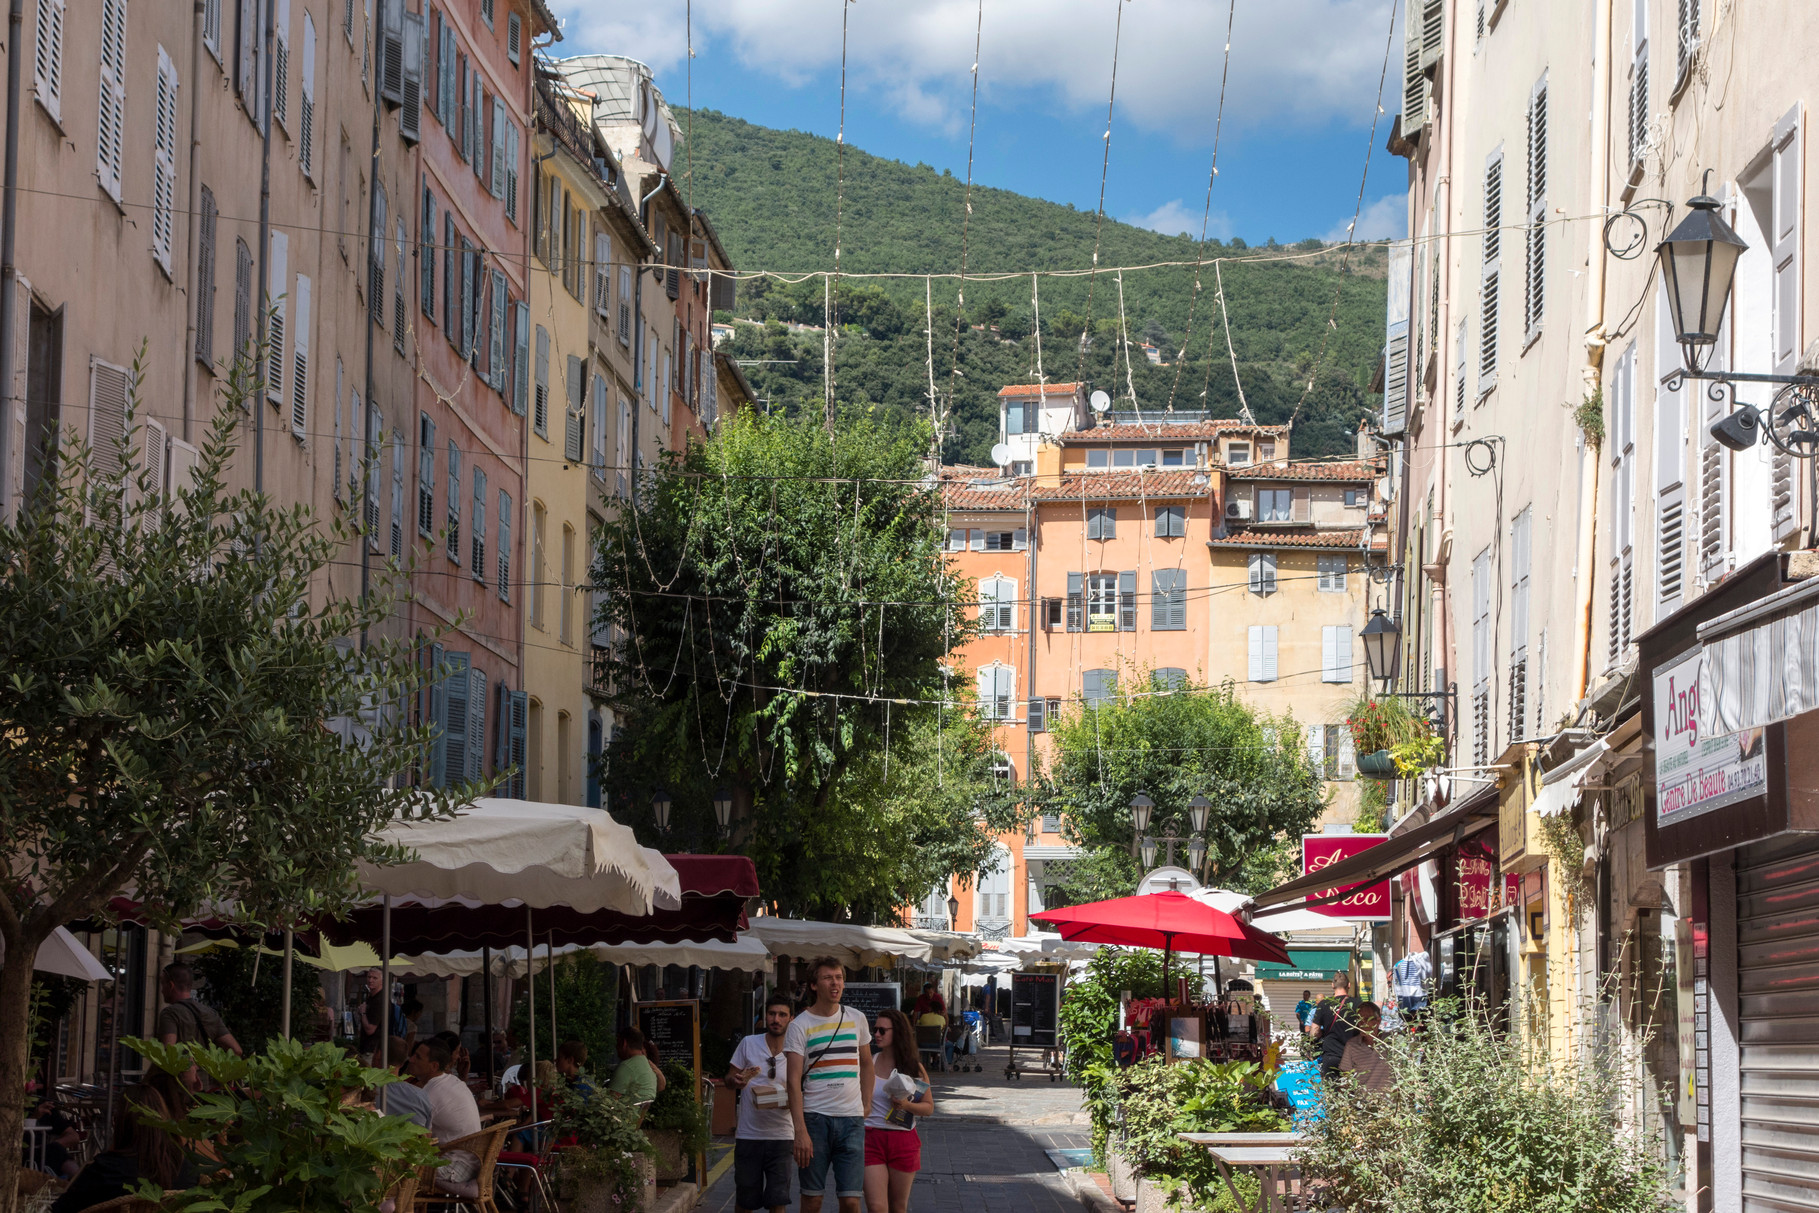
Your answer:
[864,1009,935,1213]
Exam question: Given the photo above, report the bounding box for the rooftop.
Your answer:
[1030,470,1214,501]
[997,383,1084,398]
[1209,528,1385,551]
[1061,420,1287,443]
[1226,459,1383,482]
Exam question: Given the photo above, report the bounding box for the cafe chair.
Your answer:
[915,1025,946,1073]
[493,1119,556,1212]
[416,1123,509,1213]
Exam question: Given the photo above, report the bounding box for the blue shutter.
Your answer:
[428,642,447,784]
[467,666,487,781]
[1119,570,1137,631]
[1066,572,1083,632]
[441,651,470,785]
[509,690,528,796]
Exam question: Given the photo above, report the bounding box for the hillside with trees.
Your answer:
[679,108,1389,464]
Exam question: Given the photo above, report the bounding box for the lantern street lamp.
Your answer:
[946,893,961,931]
[712,786,734,836]
[1139,835,1159,870]
[1187,835,1207,873]
[1653,175,1819,455]
[651,787,672,834]
[1129,791,1154,835]
[1360,608,1403,689]
[1187,794,1212,836]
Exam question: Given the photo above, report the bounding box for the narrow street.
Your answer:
[699,1045,1091,1213]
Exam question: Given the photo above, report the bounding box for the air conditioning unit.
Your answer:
[1225,499,1252,521]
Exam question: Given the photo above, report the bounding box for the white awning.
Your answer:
[745,918,934,967]
[1535,738,1609,817]
[905,930,983,962]
[393,933,774,978]
[0,927,114,982]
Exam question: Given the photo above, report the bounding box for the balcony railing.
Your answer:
[587,645,612,698]
[535,78,608,188]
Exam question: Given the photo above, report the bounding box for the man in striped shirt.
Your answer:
[785,956,874,1213]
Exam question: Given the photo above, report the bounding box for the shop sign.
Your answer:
[1652,646,1768,826]
[1301,834,1391,921]
[1456,839,1497,920]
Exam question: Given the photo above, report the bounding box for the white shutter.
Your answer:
[1263,625,1278,682]
[1655,293,1686,613]
[1629,4,1649,168]
[1454,318,1468,418]
[379,0,403,103]
[290,274,310,434]
[1479,150,1503,396]
[152,48,179,273]
[266,230,288,403]
[1698,309,1730,582]
[400,10,423,142]
[1249,625,1278,683]
[1525,77,1547,339]
[96,0,126,201]
[490,268,507,391]
[272,0,289,130]
[1321,626,1352,683]
[1770,108,1802,540]
[237,0,256,104]
[1249,626,1264,682]
[1307,725,1325,773]
[969,528,985,551]
[1675,0,1699,81]
[34,0,65,121]
[1384,239,1412,435]
[299,14,316,177]
[1248,552,1262,593]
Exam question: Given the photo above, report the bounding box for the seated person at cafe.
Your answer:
[607,1027,660,1105]
[51,1085,194,1213]
[375,1035,434,1132]
[429,1030,472,1081]
[408,1039,483,1187]
[912,982,946,1020]
[1338,1002,1395,1093]
[555,1039,597,1099]
[27,1100,82,1179]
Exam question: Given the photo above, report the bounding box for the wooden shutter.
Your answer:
[507,11,521,63]
[1480,150,1503,395]
[969,528,984,551]
[290,274,310,434]
[365,405,381,543]
[1654,283,1686,612]
[534,325,549,435]
[152,49,179,272]
[565,355,584,462]
[466,667,487,782]
[1510,509,1532,669]
[96,0,126,201]
[441,651,470,784]
[272,0,289,129]
[1629,5,1649,168]
[470,467,486,578]
[1066,572,1083,632]
[196,188,218,364]
[237,0,256,105]
[87,358,130,482]
[512,301,530,416]
[490,269,507,391]
[266,230,288,403]
[33,0,64,121]
[1401,0,1427,133]
[417,413,435,537]
[1525,76,1547,339]
[400,10,423,141]
[1118,570,1136,631]
[1013,527,1027,550]
[300,14,316,175]
[491,99,506,198]
[427,642,448,784]
[1771,108,1802,540]
[1151,570,1184,630]
[389,432,404,558]
[446,439,460,560]
[497,488,512,600]
[1250,625,1278,682]
[420,189,436,320]
[379,0,403,103]
[504,122,519,222]
[438,20,454,128]
[1676,0,1699,81]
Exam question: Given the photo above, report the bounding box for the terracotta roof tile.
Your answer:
[1226,459,1384,482]
[942,481,1027,512]
[1209,528,1384,550]
[997,383,1084,397]
[1061,420,1287,442]
[1029,470,1213,501]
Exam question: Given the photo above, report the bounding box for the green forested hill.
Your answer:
[679,108,1388,464]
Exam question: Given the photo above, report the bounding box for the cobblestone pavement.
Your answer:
[699,1044,1090,1213]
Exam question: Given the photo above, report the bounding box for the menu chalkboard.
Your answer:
[841,982,901,1026]
[637,1000,700,1074]
[1010,972,1059,1047]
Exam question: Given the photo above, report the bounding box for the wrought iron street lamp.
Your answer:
[1129,791,1154,835]
[651,787,672,834]
[1187,835,1206,872]
[947,893,960,931]
[1655,175,1819,455]
[712,786,734,836]
[1139,835,1159,870]
[1360,608,1402,688]
[1187,794,1211,836]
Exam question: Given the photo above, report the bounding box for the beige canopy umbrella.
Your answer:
[0,926,114,982]
[906,929,984,963]
[745,918,935,968]
[392,933,774,979]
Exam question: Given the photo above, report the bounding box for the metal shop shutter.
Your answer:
[1736,832,1819,1210]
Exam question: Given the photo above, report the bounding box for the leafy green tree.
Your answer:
[591,409,1023,920]
[0,380,461,1212]
[1037,669,1325,896]
[509,954,620,1076]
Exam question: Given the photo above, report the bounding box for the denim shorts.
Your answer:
[734,1138,794,1210]
[798,1112,866,1198]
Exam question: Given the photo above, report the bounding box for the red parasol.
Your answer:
[1030,890,1291,989]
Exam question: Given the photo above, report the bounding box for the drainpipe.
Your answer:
[359,0,383,645]
[254,0,276,497]
[180,0,206,441]
[631,173,667,510]
[1573,0,1615,705]
[0,0,25,519]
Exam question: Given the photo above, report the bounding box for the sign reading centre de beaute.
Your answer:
[1653,646,1767,826]
[1301,834,1392,921]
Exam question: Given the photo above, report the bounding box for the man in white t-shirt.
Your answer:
[408,1039,483,1188]
[726,995,796,1213]
[784,957,873,1213]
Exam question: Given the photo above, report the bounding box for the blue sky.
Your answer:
[550,0,1409,249]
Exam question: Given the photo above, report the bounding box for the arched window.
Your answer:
[979,575,1017,632]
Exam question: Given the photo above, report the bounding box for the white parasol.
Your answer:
[745,918,935,968]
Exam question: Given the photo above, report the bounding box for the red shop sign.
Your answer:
[1455,839,1500,921]
[1301,834,1392,922]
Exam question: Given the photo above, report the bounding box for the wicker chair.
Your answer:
[415,1123,509,1213]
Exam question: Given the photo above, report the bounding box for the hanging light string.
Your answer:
[940,0,988,458]
[828,0,855,431]
[1073,0,1129,388]
[1172,0,1238,413]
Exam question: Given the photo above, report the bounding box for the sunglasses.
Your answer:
[875,1024,892,1034]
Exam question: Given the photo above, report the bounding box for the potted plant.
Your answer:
[550,1073,657,1213]
[643,1062,710,1182]
[1346,698,1436,780]
[131,1036,442,1213]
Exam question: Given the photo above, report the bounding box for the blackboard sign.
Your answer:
[841,982,900,1025]
[637,1000,701,1075]
[1010,972,1059,1047]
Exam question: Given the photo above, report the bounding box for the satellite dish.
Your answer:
[1090,390,1111,413]
[990,443,1013,468]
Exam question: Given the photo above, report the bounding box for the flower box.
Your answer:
[1355,749,1397,778]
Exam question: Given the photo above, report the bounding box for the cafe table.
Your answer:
[1175,1134,1305,1213]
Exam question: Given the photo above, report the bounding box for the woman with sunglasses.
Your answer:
[863,1009,934,1213]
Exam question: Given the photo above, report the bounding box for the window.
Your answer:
[1258,440,1276,461]
[1065,573,1083,631]
[1609,344,1636,663]
[979,575,1016,632]
[1226,442,1251,466]
[1082,668,1117,707]
[497,489,512,601]
[1043,597,1063,630]
[1153,668,1188,691]
[195,187,217,365]
[417,413,435,537]
[590,374,607,474]
[1151,569,1186,630]
[1472,545,1493,761]
[420,188,436,324]
[1256,488,1292,522]
[1247,626,1278,682]
[618,263,633,344]
[1344,488,1365,507]
[560,524,575,644]
[1086,448,1108,468]
[977,665,1015,720]
[984,529,1026,551]
[1317,554,1348,591]
[991,751,1015,780]
[1248,552,1277,595]
[1154,505,1186,537]
[34,0,66,121]
[1162,449,1185,467]
[1005,398,1029,436]
[1510,507,1531,739]
[470,467,487,581]
[1086,573,1118,631]
[96,0,125,201]
[1086,507,1116,540]
[1481,148,1503,395]
[446,440,460,563]
[530,501,546,628]
[1525,76,1547,341]
[1321,626,1354,683]
[152,48,178,272]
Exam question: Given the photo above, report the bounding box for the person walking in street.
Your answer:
[1307,975,1362,1081]
[1293,989,1314,1031]
[728,995,797,1213]
[155,963,242,1057]
[863,1010,933,1213]
[786,956,874,1213]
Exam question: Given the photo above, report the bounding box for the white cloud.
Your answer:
[551,0,1402,137]
[1126,199,1231,240]
[1324,194,1407,243]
